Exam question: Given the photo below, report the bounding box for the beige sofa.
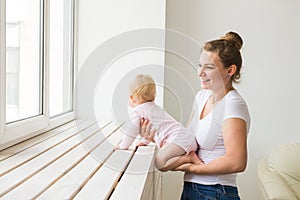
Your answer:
[257,143,300,200]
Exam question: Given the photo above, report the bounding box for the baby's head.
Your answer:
[129,74,156,107]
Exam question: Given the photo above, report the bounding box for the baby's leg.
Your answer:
[155,143,190,172]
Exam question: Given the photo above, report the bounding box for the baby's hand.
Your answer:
[114,146,127,150]
[136,141,147,147]
[114,146,120,150]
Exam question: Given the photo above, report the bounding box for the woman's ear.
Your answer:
[228,65,237,76]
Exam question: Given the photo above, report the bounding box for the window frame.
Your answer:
[0,0,76,150]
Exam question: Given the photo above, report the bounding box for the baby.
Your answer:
[117,74,199,172]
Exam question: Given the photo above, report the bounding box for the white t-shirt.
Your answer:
[184,89,251,186]
[119,101,197,152]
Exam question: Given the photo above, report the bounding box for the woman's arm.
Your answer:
[175,118,247,174]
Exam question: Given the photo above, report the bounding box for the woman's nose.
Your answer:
[198,68,205,77]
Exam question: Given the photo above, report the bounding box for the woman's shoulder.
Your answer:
[224,90,251,129]
[225,90,248,105]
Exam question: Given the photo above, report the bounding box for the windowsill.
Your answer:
[0,112,75,151]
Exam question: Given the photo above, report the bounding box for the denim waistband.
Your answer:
[183,181,238,194]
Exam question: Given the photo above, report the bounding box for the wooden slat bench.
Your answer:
[0,120,162,200]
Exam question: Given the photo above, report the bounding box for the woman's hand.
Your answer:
[173,151,203,172]
[173,163,194,172]
[140,118,156,142]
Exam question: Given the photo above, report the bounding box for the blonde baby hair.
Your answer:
[129,74,156,102]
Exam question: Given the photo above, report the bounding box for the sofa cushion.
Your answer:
[267,143,300,199]
[257,157,298,200]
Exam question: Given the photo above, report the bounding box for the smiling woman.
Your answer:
[176,32,251,200]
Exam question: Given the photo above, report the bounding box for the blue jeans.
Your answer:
[181,182,241,200]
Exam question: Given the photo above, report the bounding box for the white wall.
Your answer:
[76,0,166,124]
[165,0,300,199]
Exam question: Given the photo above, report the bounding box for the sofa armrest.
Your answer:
[257,157,297,200]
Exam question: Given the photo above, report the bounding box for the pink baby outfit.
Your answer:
[119,101,197,153]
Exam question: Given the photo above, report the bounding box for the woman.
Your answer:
[141,31,251,200]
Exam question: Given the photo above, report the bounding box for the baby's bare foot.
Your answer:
[189,151,202,164]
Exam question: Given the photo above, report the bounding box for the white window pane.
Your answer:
[49,0,73,117]
[6,0,42,123]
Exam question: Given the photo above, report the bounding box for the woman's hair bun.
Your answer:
[221,31,243,50]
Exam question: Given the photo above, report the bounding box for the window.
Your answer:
[6,1,42,123]
[0,0,75,148]
[49,0,74,117]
